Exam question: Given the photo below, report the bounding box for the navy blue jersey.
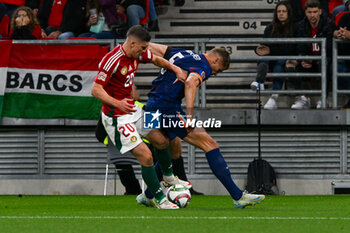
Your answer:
[148,48,212,106]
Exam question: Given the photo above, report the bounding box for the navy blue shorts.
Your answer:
[145,98,190,141]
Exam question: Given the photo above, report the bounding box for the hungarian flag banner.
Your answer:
[2,42,109,120]
[0,40,11,119]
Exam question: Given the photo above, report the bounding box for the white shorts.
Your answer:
[101,104,151,154]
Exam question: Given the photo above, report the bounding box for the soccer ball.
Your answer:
[166,184,191,208]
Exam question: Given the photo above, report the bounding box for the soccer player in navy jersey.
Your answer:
[137,43,265,208]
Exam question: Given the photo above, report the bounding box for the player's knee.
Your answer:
[141,154,154,166]
[153,137,169,149]
[202,137,219,152]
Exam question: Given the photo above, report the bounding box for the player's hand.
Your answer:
[116,98,136,113]
[174,67,188,83]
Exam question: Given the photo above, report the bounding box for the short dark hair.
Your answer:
[304,0,320,10]
[210,48,230,70]
[126,25,151,42]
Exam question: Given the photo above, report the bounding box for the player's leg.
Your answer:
[131,143,178,209]
[144,129,192,189]
[170,138,204,195]
[183,127,264,207]
[102,111,177,209]
[182,128,242,200]
[169,136,182,159]
[145,129,173,176]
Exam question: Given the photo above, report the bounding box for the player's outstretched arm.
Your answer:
[184,73,201,120]
[148,42,168,57]
[91,83,136,113]
[151,55,188,82]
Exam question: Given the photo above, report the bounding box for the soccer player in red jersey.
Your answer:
[91,25,190,209]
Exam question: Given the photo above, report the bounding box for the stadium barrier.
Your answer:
[0,37,329,126]
[1,38,349,195]
[193,38,327,109]
[332,39,350,109]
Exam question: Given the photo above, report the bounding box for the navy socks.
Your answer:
[205,148,243,200]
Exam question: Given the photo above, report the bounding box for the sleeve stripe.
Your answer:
[190,72,203,85]
[104,50,123,72]
[177,112,190,133]
[112,60,121,74]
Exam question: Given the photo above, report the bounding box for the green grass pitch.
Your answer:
[0,195,350,233]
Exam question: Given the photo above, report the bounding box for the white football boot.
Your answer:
[136,193,156,207]
[234,191,265,208]
[156,197,179,209]
[161,175,192,189]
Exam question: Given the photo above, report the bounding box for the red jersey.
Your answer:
[48,0,68,28]
[311,26,320,55]
[94,44,153,116]
[0,0,25,5]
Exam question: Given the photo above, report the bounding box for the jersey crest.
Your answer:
[121,66,128,75]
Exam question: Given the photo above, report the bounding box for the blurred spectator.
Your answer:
[25,0,41,16]
[78,0,126,39]
[291,0,336,109]
[333,12,350,108]
[288,0,330,21]
[154,0,184,6]
[332,0,350,18]
[9,6,42,39]
[37,0,87,39]
[0,0,25,18]
[256,1,297,110]
[328,0,344,17]
[287,0,304,22]
[0,3,9,39]
[116,0,159,31]
[147,0,159,31]
[175,0,185,6]
[116,0,151,29]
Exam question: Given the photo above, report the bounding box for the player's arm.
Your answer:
[131,85,140,100]
[184,73,202,120]
[151,54,188,82]
[91,83,135,113]
[148,42,168,57]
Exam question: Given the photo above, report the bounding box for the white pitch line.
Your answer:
[0,216,349,220]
